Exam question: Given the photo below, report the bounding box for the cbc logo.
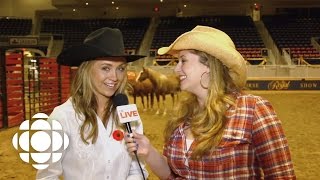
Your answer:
[12,113,69,170]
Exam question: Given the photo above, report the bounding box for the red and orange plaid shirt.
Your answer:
[163,93,296,179]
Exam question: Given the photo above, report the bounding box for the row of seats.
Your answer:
[152,16,266,63]
[0,16,319,64]
[0,17,32,35]
[40,18,150,51]
[238,48,265,58]
[263,15,320,64]
[262,15,320,63]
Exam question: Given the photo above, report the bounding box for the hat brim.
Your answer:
[57,44,145,66]
[157,30,247,87]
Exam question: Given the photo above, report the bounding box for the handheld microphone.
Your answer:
[112,93,141,134]
[112,93,146,180]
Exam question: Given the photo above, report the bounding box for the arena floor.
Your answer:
[0,91,320,179]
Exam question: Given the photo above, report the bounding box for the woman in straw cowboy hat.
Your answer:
[125,25,295,179]
[36,27,148,180]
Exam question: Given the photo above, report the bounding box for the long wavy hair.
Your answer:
[70,60,128,144]
[164,50,243,159]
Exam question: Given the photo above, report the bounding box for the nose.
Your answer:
[174,61,181,74]
[109,69,118,81]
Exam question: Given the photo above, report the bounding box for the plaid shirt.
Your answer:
[163,93,296,179]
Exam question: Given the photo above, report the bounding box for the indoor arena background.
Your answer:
[1,0,320,179]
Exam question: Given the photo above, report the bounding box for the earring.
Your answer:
[200,72,209,89]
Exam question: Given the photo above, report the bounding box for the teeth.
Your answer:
[180,75,186,80]
[106,83,115,87]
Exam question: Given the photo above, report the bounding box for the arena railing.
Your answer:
[129,64,320,79]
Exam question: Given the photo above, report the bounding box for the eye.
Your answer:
[117,66,127,72]
[102,66,110,71]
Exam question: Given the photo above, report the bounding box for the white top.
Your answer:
[36,99,148,180]
[185,139,194,150]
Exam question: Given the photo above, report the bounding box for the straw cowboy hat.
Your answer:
[158,25,247,87]
[57,27,145,66]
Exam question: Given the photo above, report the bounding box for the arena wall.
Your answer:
[128,65,320,91]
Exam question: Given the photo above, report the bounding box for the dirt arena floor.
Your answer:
[1,91,320,180]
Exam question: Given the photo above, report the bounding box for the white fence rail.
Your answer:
[247,65,320,79]
[128,65,320,79]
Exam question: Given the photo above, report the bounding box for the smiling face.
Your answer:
[90,57,127,101]
[174,50,210,97]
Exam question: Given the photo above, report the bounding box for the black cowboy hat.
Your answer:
[57,27,145,66]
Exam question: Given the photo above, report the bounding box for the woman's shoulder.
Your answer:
[236,92,266,101]
[234,92,271,107]
[48,99,79,132]
[55,98,72,109]
[49,99,75,121]
[53,98,73,111]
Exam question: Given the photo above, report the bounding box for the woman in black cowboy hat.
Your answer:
[36,27,148,180]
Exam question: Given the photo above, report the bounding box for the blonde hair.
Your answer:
[70,60,128,144]
[164,50,241,159]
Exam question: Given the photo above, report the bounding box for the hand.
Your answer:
[124,131,151,158]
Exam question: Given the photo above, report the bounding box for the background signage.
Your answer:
[246,80,320,90]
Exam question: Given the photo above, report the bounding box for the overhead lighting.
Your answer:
[85,2,88,5]
[112,1,114,4]
[184,4,187,8]
[116,6,119,10]
[160,0,163,2]
[73,8,76,11]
